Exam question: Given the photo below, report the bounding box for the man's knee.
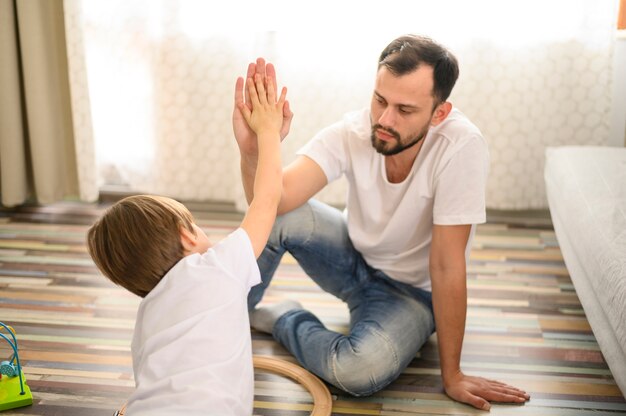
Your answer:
[330,327,402,396]
[269,202,316,247]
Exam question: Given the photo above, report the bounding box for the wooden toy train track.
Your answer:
[253,355,332,415]
[114,355,332,416]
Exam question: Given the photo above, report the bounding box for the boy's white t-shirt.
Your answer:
[298,107,489,291]
[126,228,261,416]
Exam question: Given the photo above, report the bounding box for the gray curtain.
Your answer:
[0,0,79,207]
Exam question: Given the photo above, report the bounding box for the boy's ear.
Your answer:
[179,227,197,253]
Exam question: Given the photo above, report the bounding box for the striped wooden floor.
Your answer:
[0,202,624,415]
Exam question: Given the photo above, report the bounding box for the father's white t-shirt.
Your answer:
[298,107,489,291]
[126,228,260,416]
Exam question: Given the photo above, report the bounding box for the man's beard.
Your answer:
[370,124,430,156]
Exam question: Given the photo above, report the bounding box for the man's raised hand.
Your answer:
[232,58,293,155]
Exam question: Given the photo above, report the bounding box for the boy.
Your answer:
[87,66,287,415]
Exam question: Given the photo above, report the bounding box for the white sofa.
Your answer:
[544,145,626,396]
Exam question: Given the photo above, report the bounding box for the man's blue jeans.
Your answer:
[248,200,435,396]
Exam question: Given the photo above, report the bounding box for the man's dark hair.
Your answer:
[378,35,459,104]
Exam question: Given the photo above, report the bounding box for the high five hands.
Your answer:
[233,58,293,155]
[237,69,287,136]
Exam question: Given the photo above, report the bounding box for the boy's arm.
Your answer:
[238,73,285,258]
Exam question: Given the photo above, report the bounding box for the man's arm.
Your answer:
[430,224,530,411]
[277,156,327,215]
[241,154,327,249]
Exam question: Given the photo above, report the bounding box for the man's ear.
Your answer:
[180,226,197,254]
[431,101,452,126]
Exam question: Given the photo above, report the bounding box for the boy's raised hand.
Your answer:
[238,72,287,137]
[237,64,287,258]
[233,59,292,155]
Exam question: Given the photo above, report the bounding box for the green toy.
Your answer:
[0,323,33,411]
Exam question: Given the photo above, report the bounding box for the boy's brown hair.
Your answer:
[87,195,195,297]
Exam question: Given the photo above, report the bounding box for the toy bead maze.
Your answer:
[0,323,33,411]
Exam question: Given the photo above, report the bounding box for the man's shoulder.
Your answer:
[333,108,370,137]
[424,108,488,168]
[436,108,483,138]
[312,108,371,146]
[343,107,370,123]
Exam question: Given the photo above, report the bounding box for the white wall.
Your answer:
[609,32,626,147]
[66,1,622,210]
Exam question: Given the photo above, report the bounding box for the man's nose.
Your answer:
[378,107,395,127]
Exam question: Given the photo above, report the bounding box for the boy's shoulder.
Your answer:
[197,228,260,288]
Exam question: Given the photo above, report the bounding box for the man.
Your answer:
[232,35,530,411]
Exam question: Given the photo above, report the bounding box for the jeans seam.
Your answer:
[300,203,359,302]
[330,343,359,396]
[302,202,316,247]
[368,324,400,392]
